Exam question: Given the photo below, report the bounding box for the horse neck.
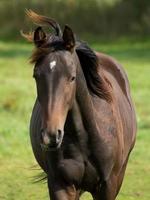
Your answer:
[72,61,114,179]
[74,60,103,145]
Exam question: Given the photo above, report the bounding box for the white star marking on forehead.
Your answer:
[49,60,56,70]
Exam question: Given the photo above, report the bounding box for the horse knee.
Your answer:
[58,159,84,184]
[96,175,118,200]
[48,179,77,200]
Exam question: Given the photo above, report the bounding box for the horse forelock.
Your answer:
[30,35,64,63]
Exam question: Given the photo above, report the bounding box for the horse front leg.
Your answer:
[47,177,80,200]
[92,174,118,200]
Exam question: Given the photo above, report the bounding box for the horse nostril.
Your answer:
[41,129,51,146]
[40,128,44,133]
[56,129,62,143]
[41,128,63,149]
[40,129,43,140]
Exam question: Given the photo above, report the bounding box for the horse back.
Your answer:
[95,52,137,161]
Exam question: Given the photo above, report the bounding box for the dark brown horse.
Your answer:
[23,10,137,200]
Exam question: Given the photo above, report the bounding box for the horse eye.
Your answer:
[70,76,76,82]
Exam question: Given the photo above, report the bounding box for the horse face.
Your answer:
[33,50,77,150]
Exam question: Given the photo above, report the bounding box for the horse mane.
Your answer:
[22,10,112,102]
[76,42,112,102]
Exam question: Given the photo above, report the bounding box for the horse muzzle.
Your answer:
[41,129,64,151]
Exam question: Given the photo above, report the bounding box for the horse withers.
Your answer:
[23,10,137,200]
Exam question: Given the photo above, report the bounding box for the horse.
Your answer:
[23,10,137,200]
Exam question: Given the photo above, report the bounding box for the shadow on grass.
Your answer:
[138,122,150,130]
[0,49,30,58]
[103,48,150,61]
[93,43,150,62]
[1,40,150,62]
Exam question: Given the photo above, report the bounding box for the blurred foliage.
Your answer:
[0,0,150,40]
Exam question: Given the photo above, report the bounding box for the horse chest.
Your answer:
[56,142,100,192]
[81,159,100,192]
[56,142,84,184]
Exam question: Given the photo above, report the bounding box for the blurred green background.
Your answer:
[0,0,150,200]
[1,0,150,40]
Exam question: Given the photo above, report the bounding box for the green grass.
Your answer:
[0,39,150,200]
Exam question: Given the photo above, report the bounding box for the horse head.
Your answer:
[23,10,79,150]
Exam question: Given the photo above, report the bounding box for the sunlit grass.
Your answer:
[0,39,150,200]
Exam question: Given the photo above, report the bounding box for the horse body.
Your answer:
[30,51,136,199]
[25,10,137,200]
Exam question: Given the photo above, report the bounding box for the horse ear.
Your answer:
[34,27,46,47]
[63,25,75,52]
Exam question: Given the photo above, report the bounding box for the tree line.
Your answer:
[0,0,150,40]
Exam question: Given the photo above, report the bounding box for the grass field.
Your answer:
[0,38,150,200]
